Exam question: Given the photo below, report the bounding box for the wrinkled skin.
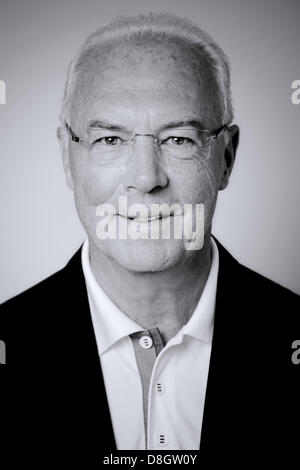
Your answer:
[59,39,238,272]
[57,38,239,340]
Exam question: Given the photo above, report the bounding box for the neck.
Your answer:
[88,233,212,344]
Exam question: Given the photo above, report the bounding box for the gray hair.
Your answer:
[60,12,234,126]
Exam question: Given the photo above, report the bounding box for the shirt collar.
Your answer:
[81,237,219,354]
[179,236,219,344]
[81,240,144,355]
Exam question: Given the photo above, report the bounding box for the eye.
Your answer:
[164,136,194,146]
[94,136,122,145]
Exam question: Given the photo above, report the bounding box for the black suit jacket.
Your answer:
[1,239,299,465]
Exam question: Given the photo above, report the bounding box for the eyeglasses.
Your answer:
[65,121,229,163]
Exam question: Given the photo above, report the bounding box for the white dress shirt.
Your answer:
[81,238,219,450]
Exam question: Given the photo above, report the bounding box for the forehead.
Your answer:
[71,38,221,129]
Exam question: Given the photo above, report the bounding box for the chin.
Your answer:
[99,238,186,273]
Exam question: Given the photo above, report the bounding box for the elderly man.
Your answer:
[1,12,299,463]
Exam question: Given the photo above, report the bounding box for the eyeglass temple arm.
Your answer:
[211,124,229,140]
[65,122,80,143]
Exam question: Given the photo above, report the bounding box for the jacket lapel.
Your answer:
[200,240,243,453]
[61,248,117,452]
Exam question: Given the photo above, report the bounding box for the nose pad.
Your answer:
[123,135,168,193]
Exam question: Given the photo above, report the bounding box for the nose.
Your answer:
[123,135,168,193]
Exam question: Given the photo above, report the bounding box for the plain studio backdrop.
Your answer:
[0,0,299,303]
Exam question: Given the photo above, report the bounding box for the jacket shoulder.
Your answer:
[238,261,298,300]
[0,247,83,333]
[215,238,300,328]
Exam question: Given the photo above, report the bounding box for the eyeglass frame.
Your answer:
[64,121,230,153]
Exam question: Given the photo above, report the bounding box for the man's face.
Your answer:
[61,39,236,272]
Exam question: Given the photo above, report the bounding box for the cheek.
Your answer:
[194,160,220,200]
[167,158,222,234]
[195,162,220,228]
[168,158,221,203]
[71,158,122,206]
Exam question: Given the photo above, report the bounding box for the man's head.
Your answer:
[57,12,239,272]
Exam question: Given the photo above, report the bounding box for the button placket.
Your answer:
[157,433,169,447]
[155,381,166,394]
[139,335,153,349]
[145,330,169,450]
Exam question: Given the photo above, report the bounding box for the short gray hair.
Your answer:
[60,12,234,126]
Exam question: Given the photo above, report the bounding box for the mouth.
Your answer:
[118,214,176,222]
[131,215,164,223]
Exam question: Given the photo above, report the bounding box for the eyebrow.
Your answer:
[86,118,207,132]
[160,119,206,131]
[87,120,128,131]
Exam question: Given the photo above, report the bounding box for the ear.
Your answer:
[57,126,74,191]
[219,124,239,190]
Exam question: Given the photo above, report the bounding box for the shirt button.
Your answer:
[139,335,153,349]
[157,433,169,447]
[155,382,166,394]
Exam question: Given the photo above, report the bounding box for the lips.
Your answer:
[118,212,179,220]
[130,215,164,222]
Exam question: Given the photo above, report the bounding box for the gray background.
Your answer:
[0,0,299,303]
